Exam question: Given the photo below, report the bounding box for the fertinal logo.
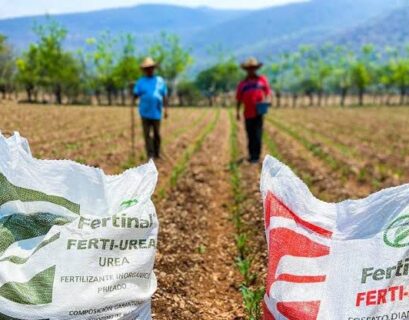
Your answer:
[384,212,409,248]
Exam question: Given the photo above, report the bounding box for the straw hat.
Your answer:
[241,57,263,69]
[140,57,157,69]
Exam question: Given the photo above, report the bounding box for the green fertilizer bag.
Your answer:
[0,132,158,320]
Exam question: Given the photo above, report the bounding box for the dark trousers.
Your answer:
[142,118,161,158]
[245,115,263,161]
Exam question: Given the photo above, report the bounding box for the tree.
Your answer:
[87,33,118,105]
[285,51,303,107]
[350,45,375,106]
[33,19,71,104]
[16,45,40,102]
[329,46,354,107]
[295,45,333,107]
[0,34,15,99]
[113,34,141,105]
[196,67,217,106]
[59,52,85,104]
[195,58,243,106]
[15,20,82,105]
[177,80,201,106]
[387,46,409,105]
[149,32,192,101]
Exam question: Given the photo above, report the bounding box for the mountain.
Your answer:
[331,6,409,49]
[0,4,248,50]
[188,0,400,58]
[0,1,405,65]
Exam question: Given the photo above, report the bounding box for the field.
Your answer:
[0,102,408,319]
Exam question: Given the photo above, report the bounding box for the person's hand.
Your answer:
[236,112,241,121]
[164,110,169,119]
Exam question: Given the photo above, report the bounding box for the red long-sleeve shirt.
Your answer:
[236,75,271,119]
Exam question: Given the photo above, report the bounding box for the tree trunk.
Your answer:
[95,90,101,106]
[178,94,184,106]
[114,90,119,105]
[208,96,213,107]
[292,94,298,108]
[358,88,365,106]
[26,86,33,103]
[400,87,406,106]
[376,93,382,106]
[171,78,178,106]
[121,90,126,106]
[340,88,347,107]
[317,91,323,107]
[323,93,329,107]
[307,93,313,107]
[275,92,281,108]
[107,89,112,106]
[127,87,134,106]
[55,85,62,105]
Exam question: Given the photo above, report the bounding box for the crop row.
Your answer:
[229,110,264,320]
[157,109,220,198]
[271,108,409,177]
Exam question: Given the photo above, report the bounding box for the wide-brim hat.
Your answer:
[241,57,263,69]
[140,57,157,69]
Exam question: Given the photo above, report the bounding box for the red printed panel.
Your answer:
[264,191,332,320]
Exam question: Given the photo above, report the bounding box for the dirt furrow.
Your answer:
[270,117,404,188]
[153,109,244,319]
[235,119,267,288]
[264,119,371,201]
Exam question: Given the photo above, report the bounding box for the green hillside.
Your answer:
[333,6,409,49]
[0,0,406,63]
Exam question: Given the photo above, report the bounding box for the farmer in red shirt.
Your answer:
[236,57,272,163]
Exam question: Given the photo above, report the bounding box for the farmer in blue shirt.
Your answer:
[134,57,168,159]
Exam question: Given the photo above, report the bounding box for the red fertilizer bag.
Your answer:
[261,155,409,320]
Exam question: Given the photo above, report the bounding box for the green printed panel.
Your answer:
[0,213,71,255]
[0,312,25,320]
[0,266,55,305]
[0,233,61,264]
[0,173,80,215]
[0,314,48,320]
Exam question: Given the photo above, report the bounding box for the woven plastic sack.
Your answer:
[0,133,158,320]
[1,131,31,155]
[261,155,409,320]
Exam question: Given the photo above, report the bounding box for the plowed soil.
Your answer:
[0,102,407,319]
[153,110,244,319]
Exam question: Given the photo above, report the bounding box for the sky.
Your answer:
[0,0,301,19]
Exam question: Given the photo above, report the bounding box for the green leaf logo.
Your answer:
[384,215,409,248]
[120,199,138,209]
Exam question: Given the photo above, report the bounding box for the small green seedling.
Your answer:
[235,233,248,259]
[198,244,206,254]
[240,285,265,320]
